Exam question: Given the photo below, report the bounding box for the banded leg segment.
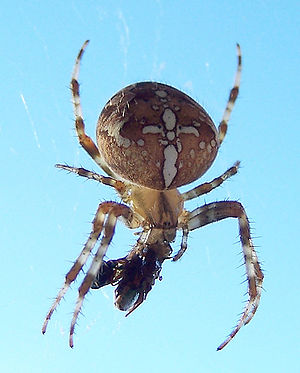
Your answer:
[172,228,189,261]
[55,164,127,196]
[188,201,264,350]
[42,202,136,341]
[71,40,116,177]
[69,202,136,347]
[42,202,108,335]
[181,161,240,202]
[218,44,242,144]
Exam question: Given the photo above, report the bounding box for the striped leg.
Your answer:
[42,202,107,335]
[172,228,189,261]
[218,44,242,144]
[69,203,136,347]
[181,161,240,202]
[55,164,127,196]
[42,202,136,343]
[70,40,116,177]
[187,201,264,350]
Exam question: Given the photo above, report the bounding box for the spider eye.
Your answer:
[96,82,219,189]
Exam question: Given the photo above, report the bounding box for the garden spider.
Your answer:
[42,40,263,350]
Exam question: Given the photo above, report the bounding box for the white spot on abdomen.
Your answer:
[177,125,199,137]
[108,120,131,148]
[199,141,206,149]
[167,131,175,140]
[155,90,168,98]
[142,125,164,134]
[162,108,176,130]
[137,139,145,146]
[163,145,178,188]
[190,149,195,159]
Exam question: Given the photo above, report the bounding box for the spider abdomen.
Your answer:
[96,82,219,190]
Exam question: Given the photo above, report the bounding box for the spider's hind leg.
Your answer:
[187,200,264,350]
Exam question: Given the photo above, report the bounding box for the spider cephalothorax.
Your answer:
[42,40,263,350]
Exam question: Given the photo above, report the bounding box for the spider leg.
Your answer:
[42,202,136,337]
[172,228,189,261]
[218,44,242,144]
[71,40,117,177]
[181,161,240,202]
[69,202,137,348]
[55,164,127,196]
[42,202,109,334]
[187,201,263,350]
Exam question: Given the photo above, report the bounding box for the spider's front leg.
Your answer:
[187,201,264,350]
[42,201,139,348]
[218,43,242,144]
[71,40,117,178]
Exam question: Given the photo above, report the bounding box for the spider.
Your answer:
[42,40,264,350]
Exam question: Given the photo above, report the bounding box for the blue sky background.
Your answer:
[1,1,299,372]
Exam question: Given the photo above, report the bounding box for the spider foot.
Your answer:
[217,282,263,350]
